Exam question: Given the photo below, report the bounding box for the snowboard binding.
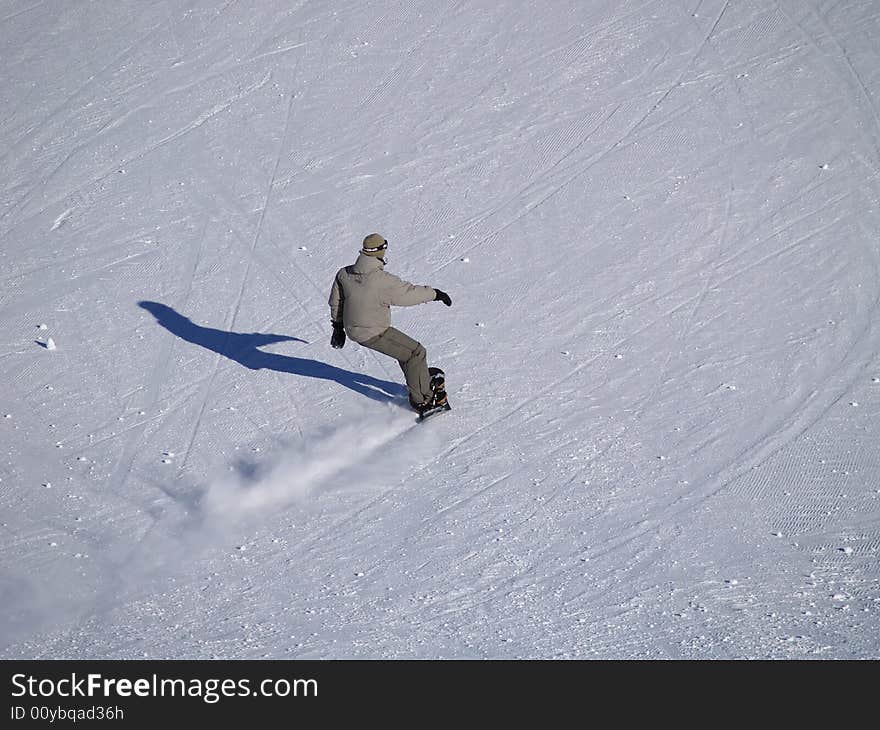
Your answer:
[417,367,452,420]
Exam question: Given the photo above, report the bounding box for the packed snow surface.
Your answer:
[2,0,880,658]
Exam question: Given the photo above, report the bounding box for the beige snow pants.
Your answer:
[361,327,432,406]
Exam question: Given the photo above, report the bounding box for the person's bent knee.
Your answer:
[401,342,425,365]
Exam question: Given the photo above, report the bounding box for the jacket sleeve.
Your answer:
[328,271,344,322]
[381,272,436,307]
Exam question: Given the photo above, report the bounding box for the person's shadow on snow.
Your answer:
[138,301,406,403]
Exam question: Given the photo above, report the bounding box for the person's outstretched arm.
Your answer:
[383,272,450,307]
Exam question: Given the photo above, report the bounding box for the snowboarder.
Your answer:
[328,233,452,414]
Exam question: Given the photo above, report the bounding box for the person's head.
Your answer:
[361,233,388,263]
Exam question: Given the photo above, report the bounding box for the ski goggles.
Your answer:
[362,239,388,253]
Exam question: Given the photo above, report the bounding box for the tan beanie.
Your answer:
[361,233,388,257]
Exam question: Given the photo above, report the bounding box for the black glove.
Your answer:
[434,288,452,307]
[331,320,346,349]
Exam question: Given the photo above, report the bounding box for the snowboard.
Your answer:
[418,367,452,421]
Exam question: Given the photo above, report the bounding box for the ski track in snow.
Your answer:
[2,0,880,658]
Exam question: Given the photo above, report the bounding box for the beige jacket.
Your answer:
[329,253,436,343]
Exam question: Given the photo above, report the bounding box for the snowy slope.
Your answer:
[2,0,879,658]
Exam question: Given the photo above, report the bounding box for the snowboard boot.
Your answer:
[429,367,445,392]
[428,367,447,405]
[425,367,450,414]
[409,367,451,417]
